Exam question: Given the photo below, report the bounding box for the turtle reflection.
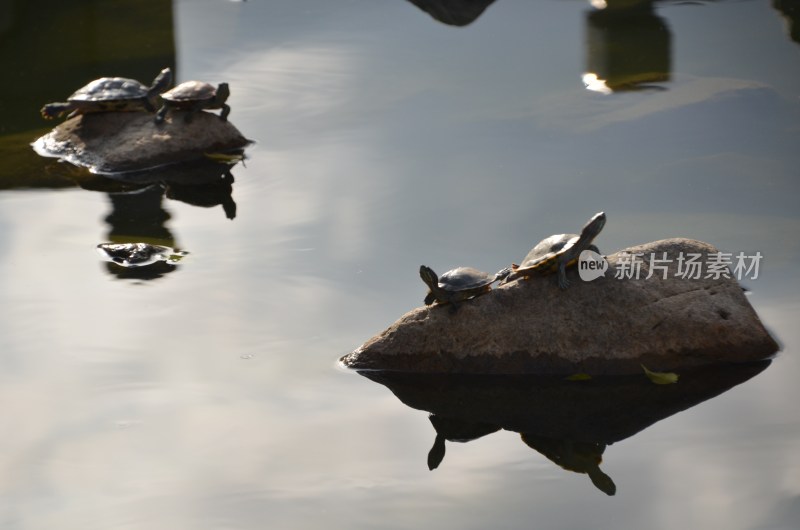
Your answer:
[427,414,500,470]
[78,159,239,280]
[521,435,616,496]
[359,361,770,495]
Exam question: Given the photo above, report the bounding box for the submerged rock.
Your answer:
[97,242,188,267]
[32,111,250,174]
[341,239,778,375]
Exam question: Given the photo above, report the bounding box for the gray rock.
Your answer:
[32,111,250,174]
[341,238,779,375]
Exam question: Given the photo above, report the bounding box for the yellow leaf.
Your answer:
[641,364,679,385]
[565,373,592,381]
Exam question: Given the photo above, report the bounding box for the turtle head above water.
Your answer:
[419,265,439,291]
[149,68,173,95]
[581,211,606,241]
[216,82,231,104]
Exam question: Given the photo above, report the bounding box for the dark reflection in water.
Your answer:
[584,2,672,93]
[407,0,496,26]
[773,0,800,44]
[80,160,240,280]
[361,360,770,495]
[99,185,180,280]
[165,170,236,220]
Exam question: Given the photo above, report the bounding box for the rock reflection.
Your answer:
[584,1,672,93]
[406,0,496,26]
[360,361,770,495]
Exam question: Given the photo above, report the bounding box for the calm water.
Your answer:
[1,0,799,528]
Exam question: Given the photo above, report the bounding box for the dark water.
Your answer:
[1,0,799,528]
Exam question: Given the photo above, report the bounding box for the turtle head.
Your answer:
[494,266,513,282]
[40,103,69,120]
[581,212,606,242]
[419,265,440,291]
[216,82,231,104]
[149,68,173,96]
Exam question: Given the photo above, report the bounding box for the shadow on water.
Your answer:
[359,360,771,496]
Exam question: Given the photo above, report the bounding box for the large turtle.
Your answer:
[420,265,510,313]
[154,81,230,124]
[40,68,172,120]
[503,211,606,289]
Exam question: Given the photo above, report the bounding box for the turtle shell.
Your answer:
[517,234,580,274]
[438,267,497,292]
[70,77,150,102]
[160,81,217,102]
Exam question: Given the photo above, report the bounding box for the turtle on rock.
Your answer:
[40,68,172,120]
[502,211,606,289]
[420,265,511,313]
[155,81,231,124]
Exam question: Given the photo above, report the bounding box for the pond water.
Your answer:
[1,0,799,528]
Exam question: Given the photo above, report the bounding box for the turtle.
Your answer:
[154,81,230,124]
[40,68,173,120]
[502,211,606,289]
[420,265,511,313]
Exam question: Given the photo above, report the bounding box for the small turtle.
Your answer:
[503,211,606,289]
[40,68,172,120]
[155,81,230,124]
[420,265,510,313]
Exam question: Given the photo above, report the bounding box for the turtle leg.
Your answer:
[557,260,571,290]
[184,108,197,123]
[448,302,460,314]
[142,96,155,113]
[154,105,169,124]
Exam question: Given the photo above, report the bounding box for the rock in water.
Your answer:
[340,239,779,375]
[32,111,250,174]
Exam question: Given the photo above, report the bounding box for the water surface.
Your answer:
[1,1,799,528]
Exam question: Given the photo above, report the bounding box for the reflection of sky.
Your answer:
[1,0,800,528]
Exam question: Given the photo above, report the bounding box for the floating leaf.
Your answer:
[641,364,679,385]
[565,373,592,381]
